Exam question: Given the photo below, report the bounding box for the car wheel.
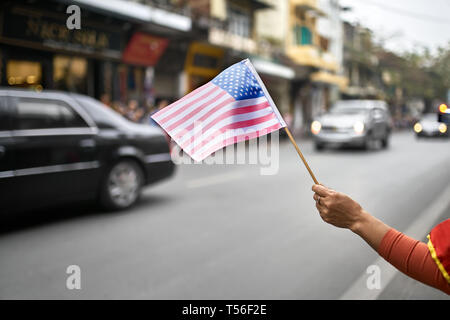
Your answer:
[100,159,144,210]
[363,134,373,150]
[315,143,324,151]
[381,135,389,149]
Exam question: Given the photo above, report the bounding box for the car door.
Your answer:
[0,94,17,212]
[9,93,100,210]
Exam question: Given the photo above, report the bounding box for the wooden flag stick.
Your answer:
[284,126,319,184]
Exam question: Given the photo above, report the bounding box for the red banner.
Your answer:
[122,32,169,66]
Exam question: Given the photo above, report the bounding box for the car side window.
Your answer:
[12,97,89,130]
[0,96,11,131]
[372,108,384,120]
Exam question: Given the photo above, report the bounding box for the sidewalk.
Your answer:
[377,206,450,300]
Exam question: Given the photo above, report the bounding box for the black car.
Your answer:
[0,89,175,213]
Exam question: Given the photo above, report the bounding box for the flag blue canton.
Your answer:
[212,61,265,101]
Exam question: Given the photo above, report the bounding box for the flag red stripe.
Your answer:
[153,83,213,119]
[179,101,270,149]
[172,96,235,140]
[193,122,282,160]
[165,91,229,132]
[188,112,276,154]
[157,84,216,124]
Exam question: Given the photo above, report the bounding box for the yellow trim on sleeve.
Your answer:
[427,234,450,284]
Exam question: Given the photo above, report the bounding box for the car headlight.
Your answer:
[414,123,422,133]
[353,121,364,134]
[439,123,447,133]
[311,121,321,135]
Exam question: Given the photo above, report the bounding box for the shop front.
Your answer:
[0,1,171,109]
[120,32,169,107]
[0,2,124,96]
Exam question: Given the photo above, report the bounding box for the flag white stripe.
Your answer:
[161,86,224,128]
[152,83,216,121]
[173,96,268,140]
[191,117,280,158]
[185,106,275,152]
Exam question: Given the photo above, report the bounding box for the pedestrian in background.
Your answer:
[126,99,139,121]
[100,93,112,107]
[112,101,127,116]
[133,108,145,123]
[312,184,450,295]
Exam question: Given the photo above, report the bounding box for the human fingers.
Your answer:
[312,184,330,197]
[313,193,329,207]
[315,200,328,213]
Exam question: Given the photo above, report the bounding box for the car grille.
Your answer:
[321,125,352,133]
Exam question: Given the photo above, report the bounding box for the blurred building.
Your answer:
[0,0,192,106]
[1,0,352,133]
[257,0,348,134]
[184,0,295,121]
[341,21,383,99]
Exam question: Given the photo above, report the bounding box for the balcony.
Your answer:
[208,27,257,54]
[286,45,338,72]
[290,0,326,17]
[286,45,321,67]
[321,52,338,72]
[310,71,349,90]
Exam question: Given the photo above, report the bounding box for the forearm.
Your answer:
[350,210,391,252]
[312,184,450,294]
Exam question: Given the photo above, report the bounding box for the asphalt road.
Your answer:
[1,131,449,299]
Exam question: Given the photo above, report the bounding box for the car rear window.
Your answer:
[12,97,89,130]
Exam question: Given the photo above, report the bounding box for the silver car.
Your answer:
[311,100,392,150]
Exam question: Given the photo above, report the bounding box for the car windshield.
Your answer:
[73,95,135,129]
[421,114,437,122]
[329,101,370,115]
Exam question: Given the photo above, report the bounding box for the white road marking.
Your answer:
[339,183,450,300]
[186,171,246,189]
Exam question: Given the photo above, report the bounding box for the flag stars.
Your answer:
[212,61,265,100]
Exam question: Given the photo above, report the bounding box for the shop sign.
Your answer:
[1,6,122,56]
[122,32,168,66]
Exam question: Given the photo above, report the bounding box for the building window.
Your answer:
[6,60,42,89]
[294,25,312,45]
[53,55,88,94]
[227,4,251,38]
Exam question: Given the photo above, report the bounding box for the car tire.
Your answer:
[381,135,389,149]
[100,159,144,210]
[315,143,324,151]
[362,136,370,150]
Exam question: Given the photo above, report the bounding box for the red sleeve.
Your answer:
[378,228,450,295]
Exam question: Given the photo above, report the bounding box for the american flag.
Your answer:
[151,59,286,161]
